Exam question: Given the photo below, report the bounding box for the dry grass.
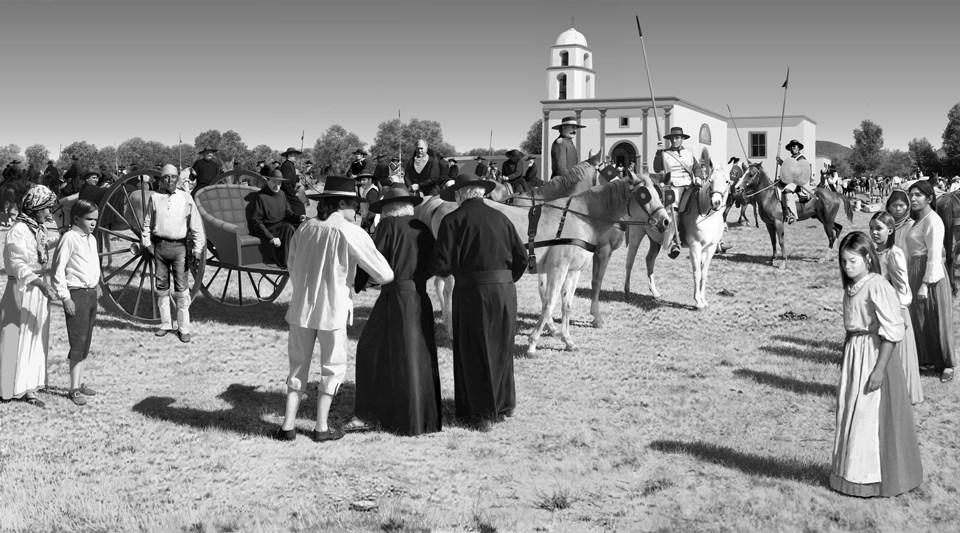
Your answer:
[1,209,958,532]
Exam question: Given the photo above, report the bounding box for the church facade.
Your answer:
[540,28,816,180]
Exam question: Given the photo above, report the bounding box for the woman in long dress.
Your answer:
[831,231,922,497]
[869,211,923,404]
[905,181,955,383]
[1,185,59,407]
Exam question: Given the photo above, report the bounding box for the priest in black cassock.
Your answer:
[191,147,221,193]
[432,173,527,432]
[62,155,82,196]
[345,187,441,436]
[279,147,307,217]
[248,169,304,268]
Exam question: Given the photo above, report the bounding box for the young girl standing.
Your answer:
[869,212,923,405]
[52,199,101,406]
[831,231,922,497]
[0,185,59,407]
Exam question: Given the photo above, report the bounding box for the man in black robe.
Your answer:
[447,158,459,180]
[372,154,391,184]
[248,169,303,267]
[501,149,528,193]
[191,147,221,193]
[42,160,62,195]
[432,173,527,431]
[346,187,441,436]
[473,156,487,178]
[403,140,440,196]
[523,156,541,187]
[62,155,82,196]
[278,147,307,217]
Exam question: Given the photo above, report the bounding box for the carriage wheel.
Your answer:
[198,255,289,308]
[97,170,207,323]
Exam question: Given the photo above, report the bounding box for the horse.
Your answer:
[936,190,960,295]
[723,163,758,227]
[420,161,657,357]
[677,153,732,309]
[737,162,853,269]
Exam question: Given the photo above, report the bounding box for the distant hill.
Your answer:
[816,140,852,162]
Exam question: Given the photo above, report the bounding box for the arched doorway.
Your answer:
[610,141,637,169]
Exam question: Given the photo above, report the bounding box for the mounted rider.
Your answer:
[550,116,585,179]
[775,139,813,224]
[653,127,704,259]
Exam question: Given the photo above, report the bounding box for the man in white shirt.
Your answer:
[275,175,393,442]
[142,164,206,343]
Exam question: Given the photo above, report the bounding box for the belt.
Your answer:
[382,279,424,293]
[454,270,512,287]
[152,236,186,244]
[68,286,97,292]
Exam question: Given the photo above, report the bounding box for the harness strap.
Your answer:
[531,238,596,253]
[527,204,542,272]
[556,197,573,238]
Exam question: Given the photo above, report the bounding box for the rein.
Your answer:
[743,181,777,198]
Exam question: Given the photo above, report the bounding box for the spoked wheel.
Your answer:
[198,253,289,308]
[97,170,206,323]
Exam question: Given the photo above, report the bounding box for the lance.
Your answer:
[398,109,402,164]
[775,67,789,183]
[300,129,305,153]
[726,105,750,163]
[489,130,493,156]
[178,132,183,170]
[114,141,119,173]
[636,16,662,148]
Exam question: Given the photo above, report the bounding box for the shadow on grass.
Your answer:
[771,334,844,353]
[573,287,696,311]
[132,382,360,437]
[649,439,829,487]
[95,318,157,332]
[190,299,374,342]
[733,368,836,397]
[760,344,842,366]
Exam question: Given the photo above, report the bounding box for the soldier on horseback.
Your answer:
[654,127,703,259]
[775,139,814,224]
[550,116,585,179]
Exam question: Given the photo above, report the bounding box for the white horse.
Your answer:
[679,151,732,309]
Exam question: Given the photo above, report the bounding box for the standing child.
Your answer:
[0,185,59,407]
[831,231,922,497]
[52,199,102,406]
[869,212,923,405]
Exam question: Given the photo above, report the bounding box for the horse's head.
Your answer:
[585,149,602,168]
[704,162,732,211]
[736,162,765,195]
[630,172,670,233]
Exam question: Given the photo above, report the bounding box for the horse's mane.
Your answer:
[573,178,630,216]
[536,160,593,201]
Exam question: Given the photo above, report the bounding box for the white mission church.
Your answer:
[539,27,819,181]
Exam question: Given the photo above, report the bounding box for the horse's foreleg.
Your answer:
[527,271,564,358]
[537,273,558,336]
[753,203,759,227]
[590,241,613,329]
[433,276,454,337]
[646,238,662,299]
[624,227,643,295]
[777,221,788,270]
[688,241,704,308]
[765,222,778,266]
[559,270,582,351]
[700,245,717,308]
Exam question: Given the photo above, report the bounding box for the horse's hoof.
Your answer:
[564,342,578,352]
[779,262,788,271]
[592,317,604,329]
[650,289,661,299]
[695,301,706,310]
[525,348,538,359]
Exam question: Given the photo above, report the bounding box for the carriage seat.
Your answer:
[194,184,263,267]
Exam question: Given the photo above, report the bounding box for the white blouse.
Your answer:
[904,210,945,283]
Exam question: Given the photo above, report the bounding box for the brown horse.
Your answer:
[936,190,960,295]
[723,163,758,227]
[737,162,853,269]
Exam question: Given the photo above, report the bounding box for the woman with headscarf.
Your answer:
[904,181,955,383]
[1,185,59,407]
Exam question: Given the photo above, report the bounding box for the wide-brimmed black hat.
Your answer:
[474,156,486,162]
[439,172,496,202]
[390,156,400,162]
[306,175,363,201]
[448,158,458,164]
[551,116,586,131]
[198,147,218,154]
[663,127,690,140]
[280,147,303,157]
[264,169,291,181]
[352,148,368,156]
[785,139,804,151]
[369,187,423,213]
[82,171,102,182]
[9,160,21,165]
[354,169,375,180]
[525,155,536,161]
[46,160,54,164]
[505,149,525,158]
[70,154,80,161]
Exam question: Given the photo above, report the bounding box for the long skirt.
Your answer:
[906,257,955,369]
[354,284,441,436]
[831,332,923,497]
[896,307,923,405]
[451,280,517,422]
[0,280,50,400]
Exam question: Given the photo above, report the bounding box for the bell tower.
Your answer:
[547,25,594,100]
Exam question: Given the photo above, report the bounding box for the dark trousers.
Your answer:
[66,288,98,362]
[153,239,188,294]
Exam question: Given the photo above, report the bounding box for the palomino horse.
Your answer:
[737,162,853,269]
[936,190,960,295]
[420,163,657,357]
[678,154,732,309]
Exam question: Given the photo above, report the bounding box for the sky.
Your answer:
[1,0,959,157]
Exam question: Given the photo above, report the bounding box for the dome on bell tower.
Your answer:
[555,27,588,47]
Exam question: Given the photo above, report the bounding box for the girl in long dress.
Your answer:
[831,231,922,497]
[869,212,923,404]
[0,185,59,407]
[905,180,955,383]
[885,190,913,253]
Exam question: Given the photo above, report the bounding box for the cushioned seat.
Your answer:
[194,184,265,267]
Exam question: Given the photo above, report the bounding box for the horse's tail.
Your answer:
[841,193,853,222]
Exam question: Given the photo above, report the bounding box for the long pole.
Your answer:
[726,105,750,163]
[300,130,305,153]
[114,141,119,173]
[489,130,493,155]
[398,109,402,165]
[178,132,183,170]
[637,16,662,143]
[775,67,789,182]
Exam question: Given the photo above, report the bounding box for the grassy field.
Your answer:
[0,207,958,533]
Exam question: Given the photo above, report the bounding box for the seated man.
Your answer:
[653,127,703,259]
[775,139,814,224]
[249,169,305,267]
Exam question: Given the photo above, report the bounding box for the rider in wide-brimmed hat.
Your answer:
[502,149,529,194]
[551,116,586,180]
[279,147,307,217]
[653,126,705,259]
[775,139,811,224]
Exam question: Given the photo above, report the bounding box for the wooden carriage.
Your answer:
[72,168,289,324]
